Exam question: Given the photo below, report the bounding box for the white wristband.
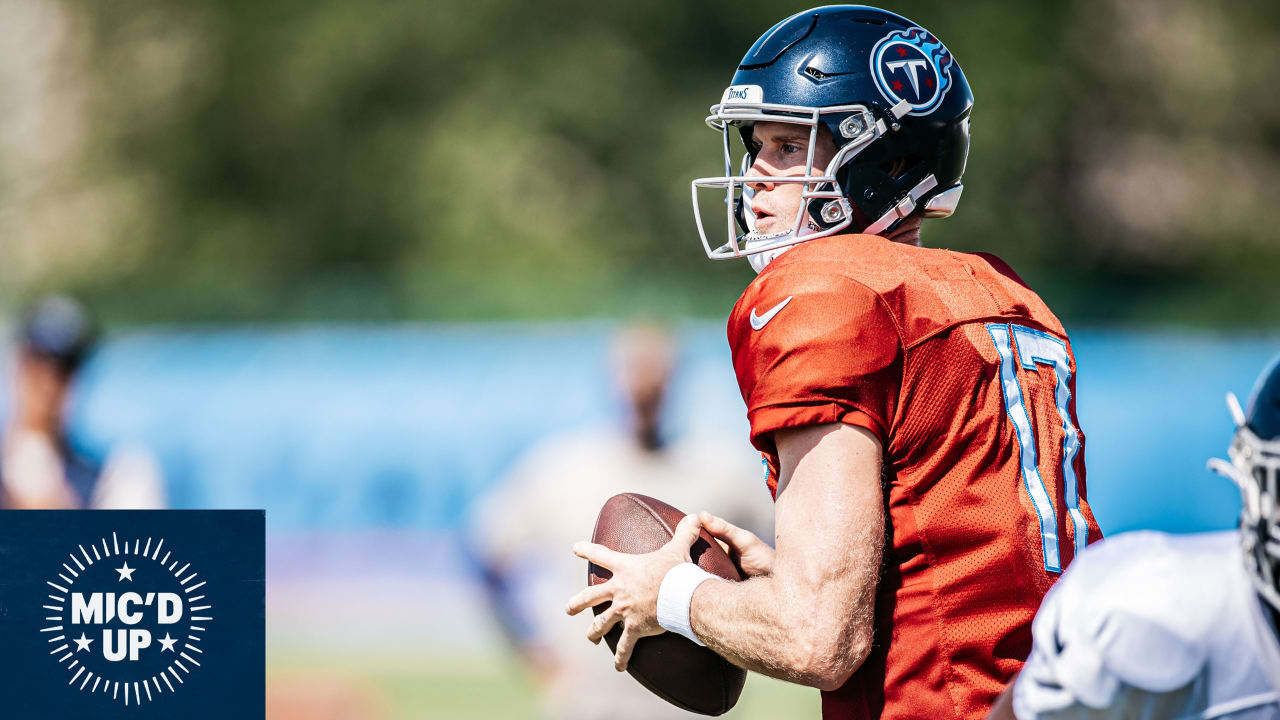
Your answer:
[657,562,718,646]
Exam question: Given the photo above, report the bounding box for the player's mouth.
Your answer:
[753,207,777,229]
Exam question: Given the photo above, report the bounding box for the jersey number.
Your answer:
[986,323,1087,573]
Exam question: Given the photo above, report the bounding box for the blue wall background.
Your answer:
[5,324,1274,537]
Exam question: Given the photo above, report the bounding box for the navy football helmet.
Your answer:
[692,5,973,269]
[18,295,97,374]
[1210,354,1280,612]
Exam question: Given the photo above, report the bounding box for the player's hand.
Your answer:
[698,511,775,578]
[565,514,703,671]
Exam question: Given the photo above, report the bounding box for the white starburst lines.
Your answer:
[39,532,213,707]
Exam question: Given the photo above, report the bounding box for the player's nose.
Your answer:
[744,160,775,191]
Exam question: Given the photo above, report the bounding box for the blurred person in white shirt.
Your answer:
[469,324,771,720]
[2,295,166,509]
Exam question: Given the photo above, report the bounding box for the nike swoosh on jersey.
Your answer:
[749,296,793,331]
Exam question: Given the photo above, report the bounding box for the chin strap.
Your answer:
[863,174,939,236]
[739,230,796,274]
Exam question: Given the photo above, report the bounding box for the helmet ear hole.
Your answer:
[880,157,907,176]
[879,154,922,178]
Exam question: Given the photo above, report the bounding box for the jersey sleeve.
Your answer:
[728,270,902,454]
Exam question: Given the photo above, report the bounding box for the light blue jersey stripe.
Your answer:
[988,323,1061,572]
[1011,325,1089,559]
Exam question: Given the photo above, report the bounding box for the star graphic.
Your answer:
[158,633,178,653]
[74,632,93,653]
[116,561,135,582]
[896,46,908,57]
[892,79,904,92]
[925,75,935,88]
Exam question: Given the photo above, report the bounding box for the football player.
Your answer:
[988,356,1280,719]
[2,295,166,510]
[567,6,1102,719]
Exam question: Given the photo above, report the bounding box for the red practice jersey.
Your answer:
[727,233,1102,720]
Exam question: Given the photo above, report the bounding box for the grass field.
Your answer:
[267,646,820,719]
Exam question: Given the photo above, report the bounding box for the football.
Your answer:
[588,493,747,716]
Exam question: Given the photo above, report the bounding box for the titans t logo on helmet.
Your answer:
[871,27,954,116]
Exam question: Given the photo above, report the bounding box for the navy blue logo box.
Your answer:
[0,510,265,719]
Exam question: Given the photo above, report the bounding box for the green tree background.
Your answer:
[1,0,1276,326]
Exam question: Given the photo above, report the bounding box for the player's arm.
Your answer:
[689,422,884,689]
[466,458,558,684]
[566,273,892,686]
[567,421,884,690]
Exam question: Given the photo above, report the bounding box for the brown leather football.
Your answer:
[588,493,747,716]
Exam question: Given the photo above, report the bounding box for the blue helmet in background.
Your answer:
[692,5,973,269]
[18,295,98,374]
[1211,354,1280,611]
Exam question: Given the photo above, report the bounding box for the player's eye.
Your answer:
[781,142,803,156]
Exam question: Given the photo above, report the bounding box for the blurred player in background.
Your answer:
[569,6,1100,719]
[988,355,1280,719]
[1,295,166,509]
[471,325,768,720]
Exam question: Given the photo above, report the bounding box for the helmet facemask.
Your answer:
[1209,392,1280,612]
[691,90,949,271]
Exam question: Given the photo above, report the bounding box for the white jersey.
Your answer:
[1014,530,1280,720]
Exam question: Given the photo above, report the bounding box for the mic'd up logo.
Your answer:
[41,532,213,708]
